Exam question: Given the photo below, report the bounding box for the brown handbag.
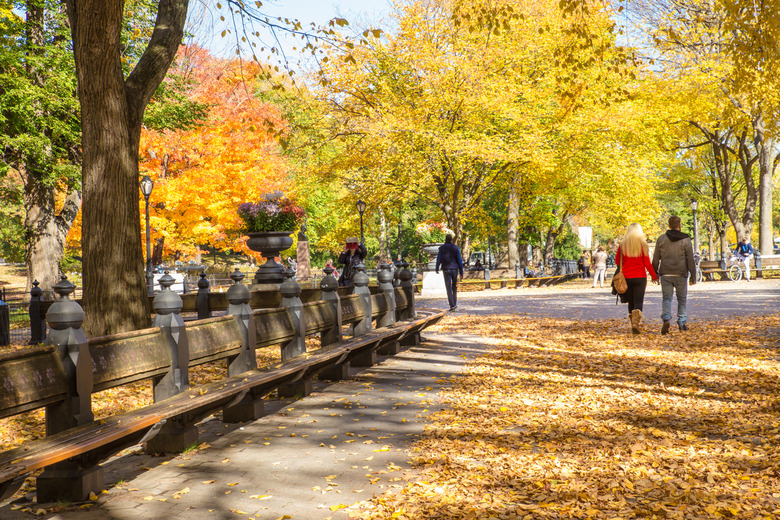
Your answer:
[611,250,628,294]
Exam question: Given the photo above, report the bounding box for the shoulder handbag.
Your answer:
[611,250,628,295]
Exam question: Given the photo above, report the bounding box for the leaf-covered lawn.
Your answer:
[351,314,780,520]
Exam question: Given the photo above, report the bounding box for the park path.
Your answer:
[419,277,780,324]
[1,334,488,520]
[1,278,777,519]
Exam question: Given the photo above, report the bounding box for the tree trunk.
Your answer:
[507,188,519,269]
[707,221,715,261]
[65,0,188,336]
[754,116,777,255]
[24,176,81,300]
[378,207,389,262]
[152,237,165,267]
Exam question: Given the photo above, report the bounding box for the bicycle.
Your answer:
[728,254,751,282]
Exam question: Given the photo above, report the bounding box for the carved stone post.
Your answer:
[350,262,376,367]
[152,273,190,400]
[196,271,211,320]
[146,273,196,454]
[37,276,98,503]
[29,280,46,344]
[320,265,342,346]
[317,265,349,381]
[278,268,312,397]
[377,262,400,355]
[223,269,264,422]
[399,261,419,347]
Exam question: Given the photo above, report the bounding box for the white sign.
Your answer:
[578,227,593,249]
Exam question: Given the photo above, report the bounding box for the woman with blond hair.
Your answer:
[616,223,658,334]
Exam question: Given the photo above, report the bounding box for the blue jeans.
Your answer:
[661,276,688,325]
[442,269,459,308]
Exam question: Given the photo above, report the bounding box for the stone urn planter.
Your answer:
[246,231,294,285]
[421,242,443,270]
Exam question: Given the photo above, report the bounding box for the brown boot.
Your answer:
[630,309,643,334]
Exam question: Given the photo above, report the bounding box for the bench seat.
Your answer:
[0,309,443,501]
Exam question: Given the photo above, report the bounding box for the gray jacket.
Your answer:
[652,230,696,279]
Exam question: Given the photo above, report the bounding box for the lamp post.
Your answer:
[690,199,700,255]
[140,175,154,294]
[356,199,366,245]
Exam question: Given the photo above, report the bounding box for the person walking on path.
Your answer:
[583,251,591,278]
[337,237,367,287]
[436,234,464,311]
[577,254,586,278]
[592,246,608,288]
[652,216,696,334]
[616,223,658,334]
[734,236,755,281]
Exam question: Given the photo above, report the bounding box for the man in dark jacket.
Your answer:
[435,234,464,311]
[652,216,696,334]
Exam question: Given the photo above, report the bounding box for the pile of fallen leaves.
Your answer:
[350,314,780,519]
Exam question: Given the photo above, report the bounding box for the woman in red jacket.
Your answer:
[616,223,658,334]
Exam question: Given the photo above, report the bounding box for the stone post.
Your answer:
[317,265,349,381]
[278,267,312,397]
[151,273,190,401]
[398,261,419,347]
[223,268,264,422]
[196,271,211,320]
[296,223,311,283]
[29,280,46,344]
[377,262,401,355]
[393,260,402,287]
[145,272,196,454]
[37,276,98,503]
[320,265,342,346]
[350,262,376,367]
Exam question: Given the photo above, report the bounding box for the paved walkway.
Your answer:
[419,277,780,323]
[1,335,488,520]
[2,278,777,519]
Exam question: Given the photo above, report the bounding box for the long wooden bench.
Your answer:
[0,267,443,503]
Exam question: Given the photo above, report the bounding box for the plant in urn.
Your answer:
[415,220,454,270]
[238,191,305,285]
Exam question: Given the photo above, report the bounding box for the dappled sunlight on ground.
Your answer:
[349,313,780,519]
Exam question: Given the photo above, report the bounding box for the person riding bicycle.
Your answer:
[734,237,755,281]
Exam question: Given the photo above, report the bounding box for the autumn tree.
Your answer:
[62,0,347,335]
[624,0,778,250]
[0,2,81,299]
[136,46,292,261]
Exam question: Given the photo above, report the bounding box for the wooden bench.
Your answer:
[0,272,442,503]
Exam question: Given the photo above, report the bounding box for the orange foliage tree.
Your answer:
[138,45,293,263]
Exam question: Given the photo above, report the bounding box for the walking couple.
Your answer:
[615,216,696,335]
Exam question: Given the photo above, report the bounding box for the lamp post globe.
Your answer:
[690,199,699,255]
[140,176,155,294]
[356,199,366,245]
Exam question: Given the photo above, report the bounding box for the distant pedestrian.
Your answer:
[652,215,696,334]
[577,255,585,278]
[616,223,658,334]
[435,234,464,311]
[337,237,367,287]
[583,251,591,278]
[592,246,608,288]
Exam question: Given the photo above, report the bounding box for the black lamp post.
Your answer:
[690,199,699,254]
[356,199,366,245]
[140,175,154,294]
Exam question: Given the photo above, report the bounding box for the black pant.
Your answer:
[443,269,459,308]
[625,277,647,314]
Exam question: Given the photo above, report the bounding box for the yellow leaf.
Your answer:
[330,503,348,511]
